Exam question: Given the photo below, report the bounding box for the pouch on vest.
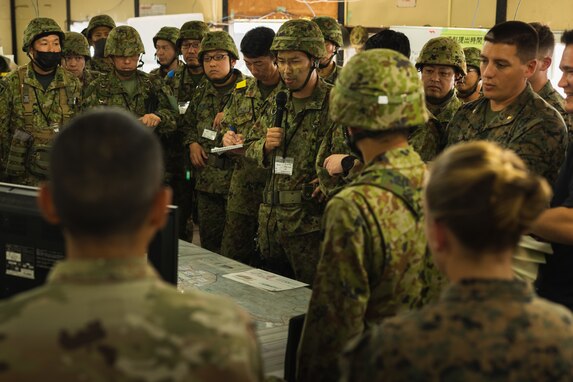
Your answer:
[5,129,33,177]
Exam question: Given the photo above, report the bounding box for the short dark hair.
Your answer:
[484,21,538,63]
[50,107,164,238]
[529,22,555,57]
[562,30,573,46]
[240,27,275,58]
[364,29,411,58]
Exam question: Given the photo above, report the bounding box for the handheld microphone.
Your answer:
[274,91,288,128]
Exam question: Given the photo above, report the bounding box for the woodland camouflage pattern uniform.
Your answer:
[149,26,183,81]
[244,19,334,284]
[62,31,101,96]
[84,14,115,74]
[446,83,567,184]
[341,279,573,382]
[183,31,244,253]
[416,37,466,147]
[1,17,82,185]
[83,25,178,172]
[538,79,573,145]
[219,77,286,264]
[296,49,442,382]
[313,16,343,85]
[0,258,264,381]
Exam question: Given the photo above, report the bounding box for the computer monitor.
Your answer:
[0,182,179,299]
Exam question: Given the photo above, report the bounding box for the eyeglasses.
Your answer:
[421,67,455,79]
[181,42,200,50]
[203,53,229,62]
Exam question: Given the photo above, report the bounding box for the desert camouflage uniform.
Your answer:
[446,84,567,184]
[341,279,573,382]
[297,50,442,382]
[1,18,82,186]
[219,77,284,264]
[0,258,264,381]
[538,80,572,145]
[183,31,244,254]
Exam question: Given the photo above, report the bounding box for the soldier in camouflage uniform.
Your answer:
[61,31,101,96]
[446,21,567,185]
[341,141,573,382]
[244,19,335,283]
[150,26,183,81]
[529,22,572,145]
[416,37,466,147]
[84,14,115,73]
[456,47,483,103]
[313,16,343,85]
[183,31,245,253]
[219,27,283,264]
[0,17,81,186]
[297,49,439,382]
[0,108,264,381]
[83,26,177,137]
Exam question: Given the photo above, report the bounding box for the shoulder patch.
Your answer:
[236,79,247,89]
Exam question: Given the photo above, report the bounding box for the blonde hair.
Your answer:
[425,141,551,252]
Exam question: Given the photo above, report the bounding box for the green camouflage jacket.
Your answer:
[0,258,264,381]
[149,60,183,83]
[245,79,334,234]
[166,65,205,104]
[86,57,114,73]
[321,63,343,85]
[183,69,245,194]
[446,84,567,184]
[408,109,442,162]
[79,69,101,98]
[83,69,177,136]
[1,63,82,185]
[220,76,284,215]
[341,279,573,382]
[297,147,440,382]
[427,90,462,148]
[538,80,572,145]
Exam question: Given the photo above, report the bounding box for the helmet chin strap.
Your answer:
[288,59,318,93]
[457,79,481,99]
[318,51,337,69]
[209,57,235,85]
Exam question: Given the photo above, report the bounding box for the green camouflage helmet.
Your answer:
[271,19,326,59]
[177,21,210,48]
[86,14,116,40]
[62,31,90,58]
[199,31,239,60]
[22,17,65,53]
[153,26,180,48]
[464,46,481,71]
[330,49,428,131]
[350,26,369,47]
[312,16,343,47]
[104,25,145,57]
[416,37,467,75]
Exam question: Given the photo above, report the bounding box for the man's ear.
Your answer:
[37,183,61,225]
[539,55,552,72]
[524,58,538,78]
[147,186,173,230]
[230,58,237,68]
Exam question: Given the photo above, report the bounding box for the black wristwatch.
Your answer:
[341,155,355,176]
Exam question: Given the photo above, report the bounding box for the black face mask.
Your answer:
[33,51,61,72]
[93,39,107,58]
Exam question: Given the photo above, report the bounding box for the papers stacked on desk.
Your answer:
[513,235,552,283]
[223,269,308,292]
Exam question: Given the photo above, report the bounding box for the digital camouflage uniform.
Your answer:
[183,31,244,254]
[538,79,573,145]
[446,84,567,185]
[84,14,115,74]
[244,19,332,284]
[313,16,344,86]
[219,77,285,264]
[416,37,467,148]
[297,49,442,382]
[83,26,178,155]
[0,258,264,381]
[1,18,82,186]
[149,26,183,82]
[62,31,101,98]
[409,109,442,162]
[341,279,573,382]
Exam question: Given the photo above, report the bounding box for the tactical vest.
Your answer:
[4,66,75,179]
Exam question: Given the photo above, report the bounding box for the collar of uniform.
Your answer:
[48,257,160,284]
[474,83,533,127]
[25,63,68,91]
[243,76,259,98]
[287,77,331,113]
[358,146,424,176]
[538,79,558,100]
[107,69,148,95]
[204,68,244,96]
[441,278,534,303]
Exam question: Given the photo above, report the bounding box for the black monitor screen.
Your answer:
[0,182,179,299]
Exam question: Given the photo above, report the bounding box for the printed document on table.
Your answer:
[223,269,308,291]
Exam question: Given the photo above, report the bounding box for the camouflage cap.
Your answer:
[312,16,343,47]
[199,31,239,60]
[177,21,210,48]
[416,37,467,75]
[153,26,180,48]
[271,19,326,59]
[22,17,65,53]
[104,25,145,57]
[350,26,369,47]
[62,31,90,58]
[464,46,481,71]
[330,49,429,131]
[86,14,116,40]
